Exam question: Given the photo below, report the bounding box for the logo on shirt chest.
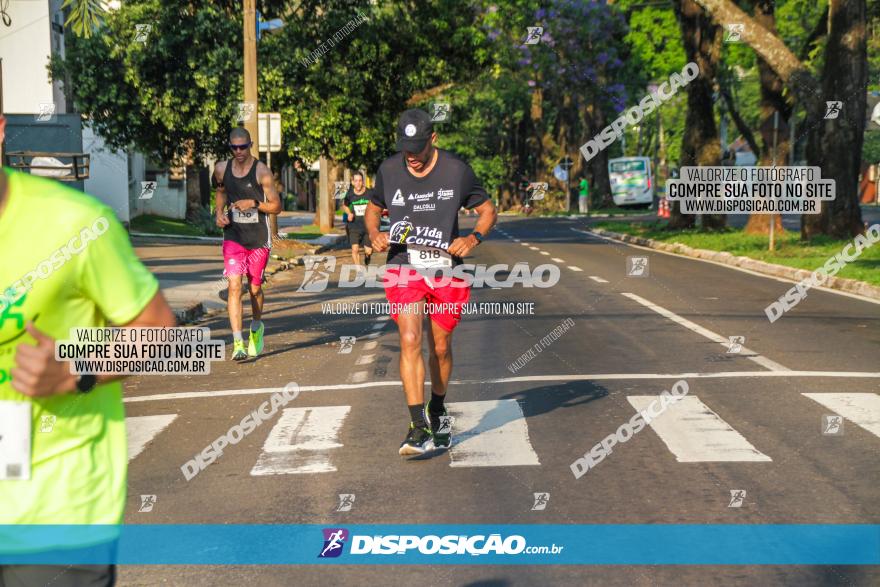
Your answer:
[408,191,434,202]
[437,188,454,201]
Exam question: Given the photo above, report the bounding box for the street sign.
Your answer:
[258,113,282,152]
[256,11,284,41]
[553,165,568,182]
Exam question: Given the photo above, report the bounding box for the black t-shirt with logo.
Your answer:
[370,149,488,266]
[343,187,373,227]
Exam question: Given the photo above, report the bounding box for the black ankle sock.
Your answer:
[364,254,371,266]
[408,404,427,427]
[429,393,446,414]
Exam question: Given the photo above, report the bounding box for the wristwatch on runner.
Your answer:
[75,374,97,394]
[471,231,484,244]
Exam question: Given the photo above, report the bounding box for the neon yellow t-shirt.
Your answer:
[0,170,158,540]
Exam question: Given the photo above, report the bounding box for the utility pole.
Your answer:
[243,0,278,237]
[243,0,258,158]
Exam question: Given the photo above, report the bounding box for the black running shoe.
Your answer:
[426,406,452,448]
[399,423,434,456]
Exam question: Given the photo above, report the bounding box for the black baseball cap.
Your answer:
[396,109,434,153]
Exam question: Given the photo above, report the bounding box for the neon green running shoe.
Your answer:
[232,339,247,361]
[248,322,264,357]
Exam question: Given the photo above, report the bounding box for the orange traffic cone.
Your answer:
[657,197,670,219]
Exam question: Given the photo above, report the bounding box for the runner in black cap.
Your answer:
[365,109,498,455]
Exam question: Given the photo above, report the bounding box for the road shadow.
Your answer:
[452,381,610,440]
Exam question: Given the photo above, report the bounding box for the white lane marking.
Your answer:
[589,276,609,283]
[351,371,368,383]
[575,228,880,306]
[568,266,583,272]
[529,246,540,251]
[251,406,351,475]
[363,341,379,351]
[448,400,540,467]
[803,393,880,438]
[627,396,772,462]
[514,239,521,243]
[540,251,550,256]
[356,354,375,366]
[521,242,530,246]
[363,332,381,339]
[621,292,790,372]
[124,372,880,403]
[374,315,389,322]
[371,322,385,330]
[126,414,178,461]
[551,258,565,263]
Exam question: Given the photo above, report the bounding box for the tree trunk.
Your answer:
[672,0,722,230]
[691,0,866,239]
[184,165,203,222]
[745,0,789,236]
[802,0,867,239]
[182,140,203,223]
[585,102,613,208]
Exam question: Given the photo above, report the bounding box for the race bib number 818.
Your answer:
[408,247,452,268]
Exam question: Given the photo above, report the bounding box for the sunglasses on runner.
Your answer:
[229,142,252,151]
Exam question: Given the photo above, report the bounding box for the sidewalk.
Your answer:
[132,228,345,323]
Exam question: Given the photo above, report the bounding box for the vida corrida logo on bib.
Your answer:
[389,216,449,249]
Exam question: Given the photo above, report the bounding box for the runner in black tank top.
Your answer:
[213,127,282,360]
[222,158,270,249]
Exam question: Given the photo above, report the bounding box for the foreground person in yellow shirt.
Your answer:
[0,115,176,587]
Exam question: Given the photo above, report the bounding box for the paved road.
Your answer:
[119,215,879,586]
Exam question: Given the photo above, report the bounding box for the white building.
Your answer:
[0,0,186,224]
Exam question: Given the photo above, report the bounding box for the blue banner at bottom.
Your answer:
[0,525,877,565]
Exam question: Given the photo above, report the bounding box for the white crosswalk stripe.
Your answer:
[125,392,880,473]
[626,395,772,462]
[803,393,880,438]
[448,400,540,467]
[250,406,351,475]
[126,414,177,461]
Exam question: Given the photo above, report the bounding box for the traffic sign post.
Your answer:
[258,112,282,237]
[560,156,574,213]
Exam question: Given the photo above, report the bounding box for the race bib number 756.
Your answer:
[0,401,31,480]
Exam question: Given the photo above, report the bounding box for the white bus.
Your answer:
[609,156,654,206]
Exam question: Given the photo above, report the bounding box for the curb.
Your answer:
[172,255,302,325]
[173,302,206,325]
[588,227,880,302]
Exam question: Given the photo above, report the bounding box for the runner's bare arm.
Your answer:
[11,292,176,397]
[252,162,282,214]
[213,161,230,227]
[366,202,388,252]
[341,202,354,221]
[448,199,497,257]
